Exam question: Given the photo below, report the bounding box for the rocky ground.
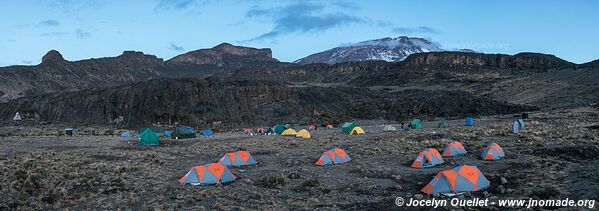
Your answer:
[0,107,598,210]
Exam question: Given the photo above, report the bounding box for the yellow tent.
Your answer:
[281,128,298,136]
[296,129,311,139]
[350,127,365,135]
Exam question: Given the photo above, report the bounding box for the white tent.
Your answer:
[13,112,22,121]
[512,121,519,134]
[383,125,397,131]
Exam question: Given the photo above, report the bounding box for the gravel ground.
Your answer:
[0,107,598,210]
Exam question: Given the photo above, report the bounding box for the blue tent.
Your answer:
[120,131,131,137]
[164,130,173,137]
[466,117,474,126]
[201,130,214,136]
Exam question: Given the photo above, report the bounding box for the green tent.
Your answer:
[173,127,197,139]
[266,128,275,135]
[138,129,159,145]
[274,124,287,135]
[341,122,357,134]
[138,127,165,136]
[517,119,525,130]
[411,119,424,129]
[438,121,448,128]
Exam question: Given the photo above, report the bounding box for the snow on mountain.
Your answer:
[295,36,445,64]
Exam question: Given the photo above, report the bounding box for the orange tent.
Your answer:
[411,148,444,168]
[421,165,490,195]
[179,163,236,185]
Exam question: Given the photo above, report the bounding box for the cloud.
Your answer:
[40,32,69,37]
[330,1,360,10]
[168,43,186,52]
[21,60,34,65]
[76,29,92,39]
[48,0,107,13]
[392,26,440,35]
[155,0,208,10]
[244,2,363,42]
[375,20,393,27]
[37,20,60,27]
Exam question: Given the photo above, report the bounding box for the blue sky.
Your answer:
[0,0,598,66]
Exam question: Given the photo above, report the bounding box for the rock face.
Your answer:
[41,50,66,64]
[167,43,278,66]
[0,78,532,128]
[294,36,444,64]
[0,50,169,102]
[0,44,282,102]
[402,52,575,69]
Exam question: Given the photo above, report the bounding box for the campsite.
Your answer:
[1,1,599,210]
[1,107,598,210]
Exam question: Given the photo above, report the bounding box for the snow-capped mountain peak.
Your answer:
[295,36,444,64]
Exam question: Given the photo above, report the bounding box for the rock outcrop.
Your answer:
[0,78,533,128]
[167,43,278,66]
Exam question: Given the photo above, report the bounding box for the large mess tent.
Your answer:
[173,127,197,139]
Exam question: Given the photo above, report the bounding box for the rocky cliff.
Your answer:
[0,50,170,102]
[167,43,278,66]
[0,78,533,128]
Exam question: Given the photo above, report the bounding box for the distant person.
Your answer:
[400,121,405,129]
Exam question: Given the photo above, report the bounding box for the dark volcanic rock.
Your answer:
[0,50,170,102]
[0,78,534,128]
[41,50,66,64]
[167,43,278,66]
[402,52,574,69]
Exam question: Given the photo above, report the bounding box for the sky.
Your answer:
[0,0,598,66]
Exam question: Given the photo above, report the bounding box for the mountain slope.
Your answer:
[167,43,279,66]
[0,43,285,102]
[294,36,444,64]
[0,50,170,102]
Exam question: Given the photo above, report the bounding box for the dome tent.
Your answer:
[179,163,236,186]
[315,148,351,166]
[296,129,311,139]
[274,124,288,135]
[421,165,490,195]
[138,128,159,145]
[411,119,424,129]
[219,151,257,167]
[411,148,444,168]
[341,122,357,134]
[350,127,365,135]
[481,143,505,160]
[442,141,467,157]
[281,128,298,136]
